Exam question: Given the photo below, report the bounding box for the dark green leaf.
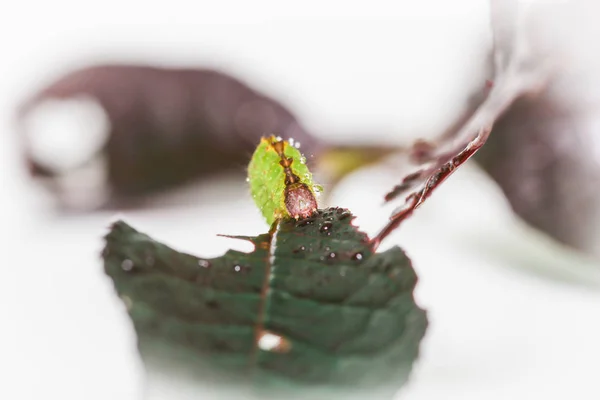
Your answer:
[103,207,427,399]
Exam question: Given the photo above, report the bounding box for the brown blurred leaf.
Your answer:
[18,65,324,210]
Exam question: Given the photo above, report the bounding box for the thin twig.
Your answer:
[372,0,555,249]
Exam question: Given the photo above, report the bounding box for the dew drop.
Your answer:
[293,245,306,254]
[300,156,306,164]
[327,252,337,259]
[198,259,211,268]
[233,264,250,273]
[275,135,283,141]
[289,137,295,147]
[352,252,364,261]
[296,218,314,227]
[245,177,250,182]
[319,222,333,234]
[258,331,291,353]
[121,259,134,271]
[294,141,301,149]
[339,211,352,220]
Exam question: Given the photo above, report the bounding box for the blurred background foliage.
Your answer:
[2,1,600,400]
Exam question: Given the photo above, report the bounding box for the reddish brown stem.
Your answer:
[371,127,491,250]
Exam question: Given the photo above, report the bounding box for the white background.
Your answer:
[2,1,600,399]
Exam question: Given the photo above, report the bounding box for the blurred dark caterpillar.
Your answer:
[17,64,323,210]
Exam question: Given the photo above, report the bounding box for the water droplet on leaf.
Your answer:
[296,218,314,227]
[339,211,352,220]
[320,222,333,234]
[233,264,250,273]
[258,331,291,353]
[121,259,134,271]
[198,259,211,268]
[352,252,364,261]
[293,245,306,253]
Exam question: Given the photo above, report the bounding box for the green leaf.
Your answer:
[103,207,427,399]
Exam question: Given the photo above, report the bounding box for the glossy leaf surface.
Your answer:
[103,207,427,399]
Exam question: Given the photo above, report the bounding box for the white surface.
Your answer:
[2,1,600,400]
[21,97,110,173]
